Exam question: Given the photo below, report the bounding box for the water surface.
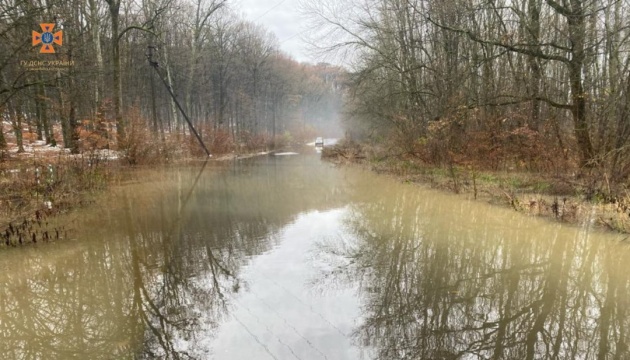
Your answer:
[1,154,629,359]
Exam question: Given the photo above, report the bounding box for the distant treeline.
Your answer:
[0,0,345,154]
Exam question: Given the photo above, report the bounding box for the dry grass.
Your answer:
[322,139,365,162]
[323,141,630,233]
[0,152,119,248]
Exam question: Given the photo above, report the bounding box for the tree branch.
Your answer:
[118,26,156,43]
[468,94,573,110]
[544,0,573,17]
[426,15,570,64]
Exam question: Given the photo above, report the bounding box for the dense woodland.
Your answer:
[5,0,630,180]
[0,0,344,158]
[306,0,630,179]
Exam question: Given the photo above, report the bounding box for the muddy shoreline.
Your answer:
[323,144,630,235]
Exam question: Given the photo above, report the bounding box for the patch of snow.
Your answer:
[89,149,121,160]
[273,152,299,156]
[33,145,67,153]
[62,149,121,160]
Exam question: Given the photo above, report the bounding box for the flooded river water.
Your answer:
[1,153,629,359]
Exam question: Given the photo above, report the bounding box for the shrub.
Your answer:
[118,108,162,165]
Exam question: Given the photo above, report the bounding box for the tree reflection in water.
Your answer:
[0,156,349,359]
[0,164,249,359]
[7,156,628,359]
[107,163,288,359]
[317,183,630,360]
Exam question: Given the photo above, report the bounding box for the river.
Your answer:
[1,153,629,359]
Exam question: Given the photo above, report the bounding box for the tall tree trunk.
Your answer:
[12,101,25,153]
[89,0,103,108]
[0,105,6,149]
[527,0,542,130]
[106,0,125,144]
[58,77,71,150]
[34,83,44,140]
[69,102,79,154]
[162,46,180,134]
[0,129,5,150]
[567,2,594,168]
[150,69,160,135]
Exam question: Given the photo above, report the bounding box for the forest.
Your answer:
[306,0,630,182]
[4,2,630,358]
[0,0,344,160]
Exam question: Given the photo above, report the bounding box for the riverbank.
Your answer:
[323,140,630,234]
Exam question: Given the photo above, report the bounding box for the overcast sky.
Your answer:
[234,0,315,64]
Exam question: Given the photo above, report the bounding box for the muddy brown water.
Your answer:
[1,154,629,359]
